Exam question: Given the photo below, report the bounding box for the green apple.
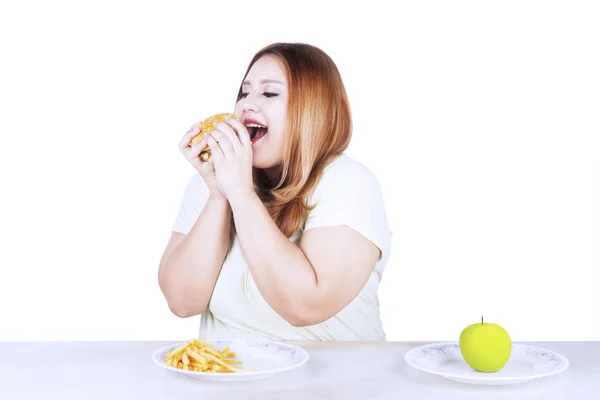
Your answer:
[459,316,512,373]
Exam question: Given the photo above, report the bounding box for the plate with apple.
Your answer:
[404,317,569,385]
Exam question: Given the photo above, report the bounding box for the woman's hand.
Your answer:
[204,117,254,202]
[178,122,224,200]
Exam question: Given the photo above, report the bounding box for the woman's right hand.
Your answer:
[179,123,224,200]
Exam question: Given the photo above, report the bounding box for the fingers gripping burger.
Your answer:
[190,113,241,162]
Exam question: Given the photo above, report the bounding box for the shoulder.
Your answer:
[181,172,210,201]
[322,154,378,180]
[304,153,392,263]
[310,154,383,200]
[171,173,210,234]
[305,153,389,225]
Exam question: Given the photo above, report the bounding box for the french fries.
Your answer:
[164,339,245,373]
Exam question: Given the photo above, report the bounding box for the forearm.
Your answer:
[229,193,320,324]
[159,195,231,316]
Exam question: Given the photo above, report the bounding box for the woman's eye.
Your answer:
[240,92,278,98]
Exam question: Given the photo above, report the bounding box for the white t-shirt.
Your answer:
[171,154,393,341]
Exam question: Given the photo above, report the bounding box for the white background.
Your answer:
[0,0,598,342]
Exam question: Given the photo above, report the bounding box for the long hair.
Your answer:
[234,43,353,238]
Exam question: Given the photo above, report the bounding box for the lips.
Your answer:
[243,117,268,143]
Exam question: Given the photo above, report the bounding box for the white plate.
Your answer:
[404,342,569,385]
[152,338,309,382]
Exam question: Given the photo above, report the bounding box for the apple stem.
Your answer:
[481,316,483,325]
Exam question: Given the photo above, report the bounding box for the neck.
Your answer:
[264,168,278,185]
[259,164,282,187]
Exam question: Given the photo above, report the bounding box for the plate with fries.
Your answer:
[152,338,309,382]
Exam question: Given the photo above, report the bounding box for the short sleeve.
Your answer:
[171,173,211,234]
[304,156,392,261]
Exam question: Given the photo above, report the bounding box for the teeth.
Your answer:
[245,123,266,128]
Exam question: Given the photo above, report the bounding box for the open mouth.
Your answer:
[246,123,268,143]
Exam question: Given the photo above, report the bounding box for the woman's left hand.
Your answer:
[204,116,254,202]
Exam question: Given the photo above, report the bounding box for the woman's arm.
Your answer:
[228,192,380,327]
[158,195,232,318]
[200,117,386,326]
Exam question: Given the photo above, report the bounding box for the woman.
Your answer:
[158,42,392,341]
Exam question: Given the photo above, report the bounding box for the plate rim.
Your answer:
[404,341,570,382]
[152,338,310,377]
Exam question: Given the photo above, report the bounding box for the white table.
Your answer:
[0,341,598,399]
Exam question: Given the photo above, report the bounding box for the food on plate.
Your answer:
[459,316,512,373]
[164,338,245,373]
[190,113,240,162]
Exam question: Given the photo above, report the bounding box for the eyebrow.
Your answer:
[242,79,285,86]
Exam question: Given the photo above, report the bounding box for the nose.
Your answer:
[241,98,259,113]
[239,90,260,113]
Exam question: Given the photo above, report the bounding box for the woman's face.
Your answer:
[235,55,288,169]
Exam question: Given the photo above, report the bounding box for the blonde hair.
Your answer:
[235,43,352,238]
